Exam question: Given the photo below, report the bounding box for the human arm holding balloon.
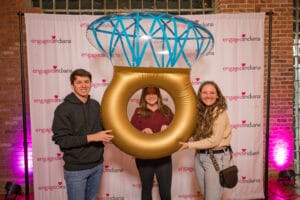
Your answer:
[87,130,114,143]
[179,111,231,151]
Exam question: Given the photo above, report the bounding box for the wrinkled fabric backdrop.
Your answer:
[25,12,265,200]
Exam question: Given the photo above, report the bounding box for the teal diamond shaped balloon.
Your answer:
[87,12,214,68]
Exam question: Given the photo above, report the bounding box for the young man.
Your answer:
[52,68,113,200]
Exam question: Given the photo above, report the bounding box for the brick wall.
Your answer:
[0,0,294,196]
[218,0,294,177]
[0,0,41,195]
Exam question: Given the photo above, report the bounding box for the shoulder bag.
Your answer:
[209,147,238,188]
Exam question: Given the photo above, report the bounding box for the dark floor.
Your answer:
[1,179,300,200]
[265,179,300,200]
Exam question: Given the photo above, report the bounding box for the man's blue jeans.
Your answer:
[64,163,103,200]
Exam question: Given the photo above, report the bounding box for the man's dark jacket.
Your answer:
[52,92,104,171]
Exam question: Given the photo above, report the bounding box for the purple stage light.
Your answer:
[269,128,293,170]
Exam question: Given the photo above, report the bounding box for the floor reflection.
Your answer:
[267,179,300,200]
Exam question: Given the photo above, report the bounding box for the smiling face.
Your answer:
[145,87,159,106]
[199,83,218,106]
[72,75,91,102]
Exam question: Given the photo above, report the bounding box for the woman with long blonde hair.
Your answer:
[179,81,232,200]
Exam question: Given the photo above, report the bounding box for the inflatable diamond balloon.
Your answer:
[87,12,214,68]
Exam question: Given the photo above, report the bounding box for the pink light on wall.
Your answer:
[18,145,33,174]
[14,125,33,176]
[269,128,294,171]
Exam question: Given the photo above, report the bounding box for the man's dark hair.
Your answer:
[70,69,92,84]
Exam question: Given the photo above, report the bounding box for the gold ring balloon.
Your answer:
[87,12,214,159]
[101,66,198,159]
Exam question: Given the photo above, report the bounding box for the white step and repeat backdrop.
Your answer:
[25,13,265,200]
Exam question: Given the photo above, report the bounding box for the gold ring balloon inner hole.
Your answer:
[101,66,198,159]
[127,88,175,135]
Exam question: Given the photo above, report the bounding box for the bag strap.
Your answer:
[209,150,220,171]
[209,146,234,172]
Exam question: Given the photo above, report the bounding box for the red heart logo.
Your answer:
[242,176,246,180]
[106,193,110,197]
[57,153,61,157]
[241,34,246,38]
[195,77,200,81]
[242,148,246,152]
[241,63,246,67]
[52,35,56,39]
[241,91,246,96]
[58,181,62,185]
[102,79,106,83]
[54,95,58,99]
[242,120,246,124]
[53,65,57,69]
[105,165,109,168]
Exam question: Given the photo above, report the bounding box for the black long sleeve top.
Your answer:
[52,92,104,171]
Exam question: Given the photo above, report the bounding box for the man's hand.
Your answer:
[87,130,114,143]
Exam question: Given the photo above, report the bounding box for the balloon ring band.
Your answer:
[101,66,198,159]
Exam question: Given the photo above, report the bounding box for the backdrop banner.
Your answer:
[25,12,265,200]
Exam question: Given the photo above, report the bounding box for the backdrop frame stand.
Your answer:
[18,11,29,200]
[17,11,273,200]
[264,11,273,200]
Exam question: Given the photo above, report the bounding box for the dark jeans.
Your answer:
[135,156,172,200]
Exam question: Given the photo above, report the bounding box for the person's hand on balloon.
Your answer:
[87,130,114,144]
[160,124,168,132]
[142,128,153,134]
[178,142,189,151]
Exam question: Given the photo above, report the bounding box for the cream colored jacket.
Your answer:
[188,110,232,150]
